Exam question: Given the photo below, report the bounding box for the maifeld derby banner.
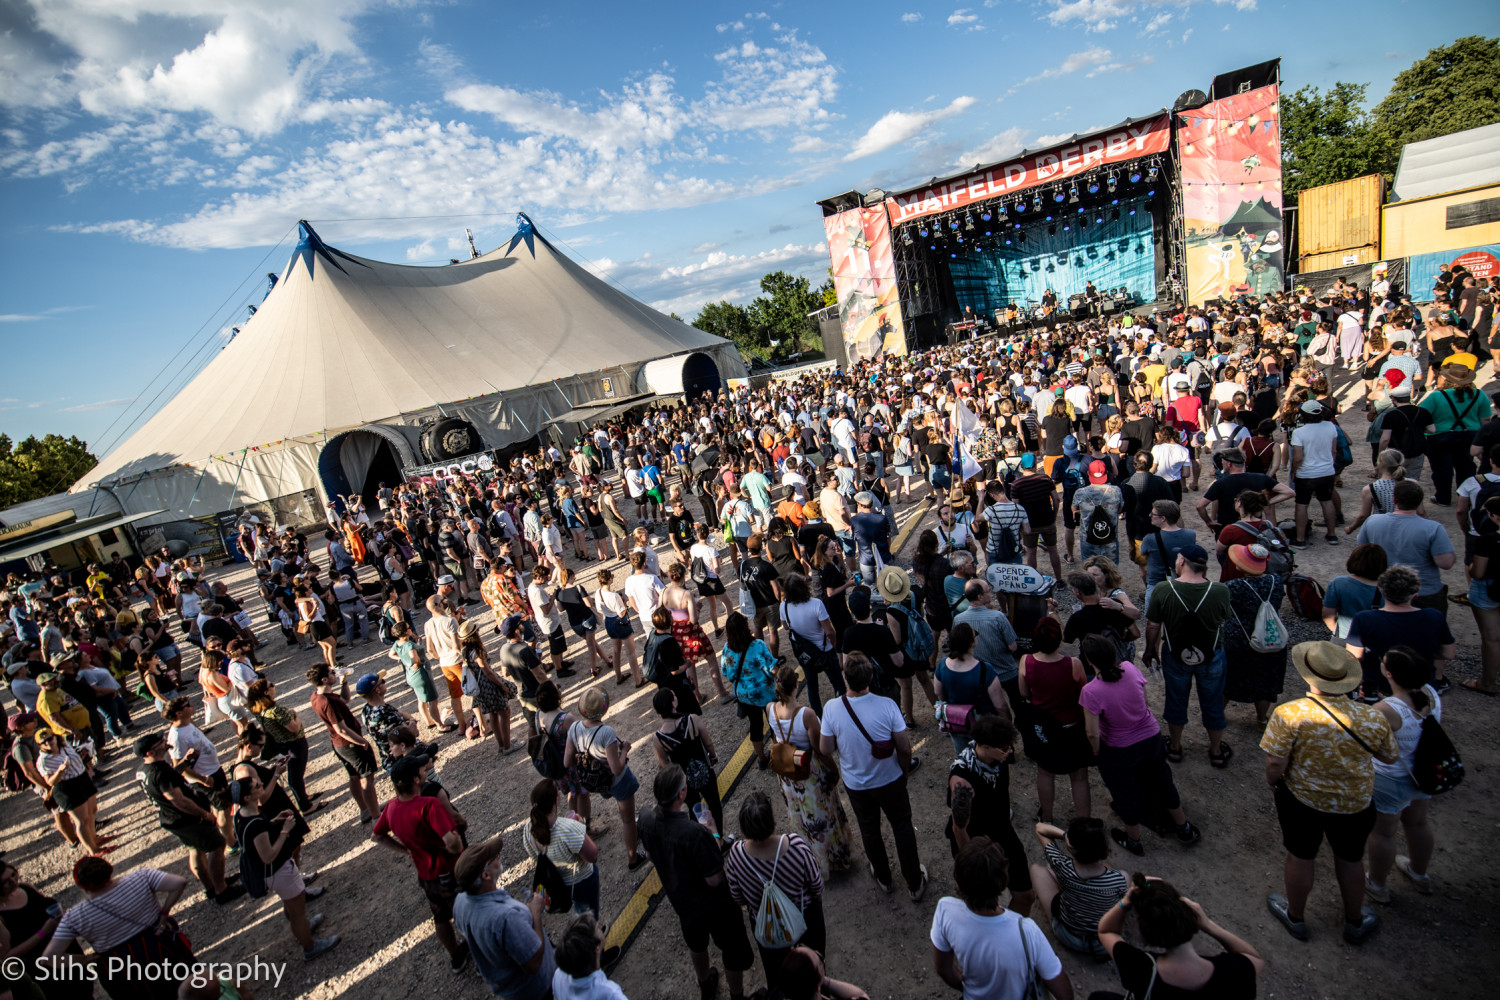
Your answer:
[1179,84,1284,305]
[884,115,1172,227]
[823,206,908,360]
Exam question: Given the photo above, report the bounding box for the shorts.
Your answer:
[217,693,250,724]
[753,605,777,634]
[645,488,664,505]
[545,626,568,657]
[389,577,410,595]
[1273,782,1377,863]
[268,858,308,902]
[158,644,180,661]
[1372,769,1431,815]
[420,872,460,922]
[1023,524,1059,549]
[167,819,226,854]
[602,766,640,802]
[1051,915,1109,961]
[604,615,634,640]
[571,616,598,638]
[1467,578,1500,611]
[441,662,465,700]
[1294,474,1335,504]
[334,743,379,778]
[678,904,755,972]
[203,769,232,813]
[1160,649,1227,731]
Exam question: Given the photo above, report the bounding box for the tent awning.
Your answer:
[543,394,658,429]
[0,510,166,563]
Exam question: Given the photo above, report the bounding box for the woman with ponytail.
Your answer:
[1364,645,1441,902]
[521,778,601,915]
[1346,448,1410,536]
[1078,636,1199,857]
[1095,873,1263,997]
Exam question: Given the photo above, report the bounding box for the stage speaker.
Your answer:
[1068,294,1087,312]
[1101,300,1118,315]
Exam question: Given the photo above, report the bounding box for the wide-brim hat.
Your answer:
[1228,543,1268,575]
[876,566,911,605]
[1292,641,1362,694]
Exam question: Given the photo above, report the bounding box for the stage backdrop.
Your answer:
[1407,243,1500,302]
[823,206,908,360]
[1179,84,1285,304]
[948,212,1156,316]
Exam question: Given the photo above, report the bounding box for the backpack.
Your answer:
[1085,502,1117,545]
[237,817,272,899]
[378,606,397,645]
[1286,573,1325,620]
[643,630,671,685]
[689,556,710,585]
[1409,712,1464,795]
[1469,475,1500,535]
[1231,520,1294,579]
[1333,424,1354,472]
[751,836,808,949]
[857,427,874,453]
[528,712,566,780]
[1233,577,1287,653]
[531,849,574,913]
[988,511,1022,564]
[1192,361,1213,392]
[889,598,934,664]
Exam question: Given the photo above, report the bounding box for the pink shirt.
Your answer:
[1079,662,1162,748]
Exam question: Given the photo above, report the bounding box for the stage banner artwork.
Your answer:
[1408,244,1500,302]
[823,206,907,361]
[1179,85,1284,304]
[884,115,1171,227]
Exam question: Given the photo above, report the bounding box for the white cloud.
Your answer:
[789,135,827,153]
[948,9,979,25]
[1006,47,1152,93]
[716,20,747,32]
[844,96,977,161]
[1044,0,1254,31]
[624,241,831,318]
[1032,132,1076,147]
[956,127,1029,167]
[60,398,133,413]
[0,314,45,322]
[1182,28,1195,42]
[1143,11,1172,32]
[406,240,434,261]
[901,12,923,22]
[691,242,724,254]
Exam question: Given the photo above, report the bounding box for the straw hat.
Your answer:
[876,566,912,605]
[579,688,609,720]
[1291,641,1362,695]
[1228,543,1269,576]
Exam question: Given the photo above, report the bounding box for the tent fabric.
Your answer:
[78,221,737,491]
[337,432,383,496]
[1392,122,1500,203]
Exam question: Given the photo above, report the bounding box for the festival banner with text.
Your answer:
[883,115,1172,227]
[823,206,908,361]
[1178,84,1284,304]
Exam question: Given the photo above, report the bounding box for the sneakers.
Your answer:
[1175,821,1202,846]
[303,935,340,961]
[1364,877,1392,904]
[308,912,325,931]
[1111,828,1144,856]
[869,863,893,894]
[1343,906,1380,945]
[449,941,471,973]
[1397,855,1433,894]
[1266,893,1310,941]
[213,885,247,906]
[909,864,929,902]
[305,885,325,900]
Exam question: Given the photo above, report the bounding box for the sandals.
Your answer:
[1166,742,1183,764]
[1110,828,1144,856]
[627,850,651,872]
[1460,678,1498,695]
[1209,743,1233,769]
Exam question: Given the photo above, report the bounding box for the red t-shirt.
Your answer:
[309,691,361,748]
[374,795,458,880]
[1169,395,1203,431]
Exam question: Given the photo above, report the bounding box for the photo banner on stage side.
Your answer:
[823,206,907,361]
[1179,83,1284,304]
[884,115,1172,227]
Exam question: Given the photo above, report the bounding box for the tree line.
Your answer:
[685,270,837,365]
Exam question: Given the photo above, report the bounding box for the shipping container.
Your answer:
[1297,174,1384,258]
[1383,183,1500,260]
[1298,246,1380,273]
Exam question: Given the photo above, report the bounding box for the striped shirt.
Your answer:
[53,869,170,951]
[1044,841,1128,934]
[723,833,824,912]
[39,745,86,781]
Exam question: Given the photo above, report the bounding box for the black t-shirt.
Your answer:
[797,521,836,560]
[666,511,696,551]
[1063,604,1134,652]
[644,630,686,682]
[742,558,781,609]
[1383,404,1432,457]
[243,759,308,839]
[500,641,544,700]
[944,753,1015,849]
[1121,417,1157,455]
[201,616,238,645]
[842,620,900,676]
[1010,473,1058,527]
[766,536,801,579]
[1042,415,1072,455]
[1472,417,1500,461]
[1201,472,1275,527]
[1112,941,1257,999]
[138,760,206,830]
[636,807,733,921]
[812,563,851,631]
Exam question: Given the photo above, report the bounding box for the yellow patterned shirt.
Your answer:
[1261,696,1396,814]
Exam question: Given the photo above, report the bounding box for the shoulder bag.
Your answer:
[1016,916,1049,1000]
[767,707,811,780]
[840,694,894,759]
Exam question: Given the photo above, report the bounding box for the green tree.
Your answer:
[0,434,98,509]
[1280,82,1386,199]
[819,276,837,308]
[692,300,764,358]
[749,270,824,359]
[1372,36,1500,156]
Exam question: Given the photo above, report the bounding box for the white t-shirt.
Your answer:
[551,969,628,1000]
[79,666,120,694]
[1210,380,1241,405]
[227,658,259,698]
[688,542,721,579]
[423,614,463,668]
[779,598,831,650]
[831,417,857,451]
[781,471,808,502]
[623,573,664,620]
[528,581,564,633]
[1207,421,1250,449]
[623,468,645,499]
[820,692,905,791]
[1063,383,1092,413]
[929,900,1063,1000]
[168,723,220,777]
[1291,421,1339,478]
[1150,442,1191,482]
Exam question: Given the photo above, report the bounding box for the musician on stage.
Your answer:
[1084,280,1101,317]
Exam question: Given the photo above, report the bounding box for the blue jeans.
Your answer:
[1161,648,1227,731]
[863,451,886,479]
[570,868,601,915]
[1078,538,1119,563]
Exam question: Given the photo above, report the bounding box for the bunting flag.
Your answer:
[951,398,982,482]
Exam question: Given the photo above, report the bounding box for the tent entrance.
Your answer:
[319,431,403,510]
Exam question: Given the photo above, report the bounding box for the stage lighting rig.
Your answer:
[1068,184,1079,203]
[902,228,913,246]
[1129,168,1143,183]
[1087,178,1100,194]
[1146,163,1159,182]
[981,209,992,221]
[1107,172,1117,193]
[1053,189,1066,203]
[964,211,975,231]
[949,216,960,230]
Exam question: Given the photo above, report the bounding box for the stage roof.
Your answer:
[1391,122,1500,203]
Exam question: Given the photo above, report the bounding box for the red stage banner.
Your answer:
[1179,83,1284,304]
[884,114,1172,227]
[823,206,908,360]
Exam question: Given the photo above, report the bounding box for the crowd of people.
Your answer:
[0,262,1490,999]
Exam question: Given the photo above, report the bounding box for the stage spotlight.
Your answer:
[981,210,991,221]
[902,229,913,246]
[1110,197,1119,206]
[1053,190,1066,203]
[1129,169,1142,183]
[1068,184,1079,203]
[1095,215,1104,224]
[949,217,960,230]
[997,203,1006,216]
[1107,172,1117,193]
[1087,179,1100,194]
[965,212,975,231]
[919,225,929,237]
[1045,214,1053,222]
[1032,193,1042,211]
[1147,189,1155,198]
[1129,207,1137,215]
[1063,224,1071,232]
[1077,206,1085,214]
[1146,163,1159,182]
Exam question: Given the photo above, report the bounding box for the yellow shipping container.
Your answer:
[1298,175,1384,258]
[1382,183,1500,260]
[1298,246,1379,273]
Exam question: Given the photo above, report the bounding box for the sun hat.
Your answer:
[876,566,912,605]
[435,574,457,586]
[35,672,58,685]
[1292,641,1362,694]
[1441,363,1475,388]
[579,688,609,720]
[457,619,480,641]
[801,499,821,519]
[1228,543,1269,575]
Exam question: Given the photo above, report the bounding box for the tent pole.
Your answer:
[224,452,250,512]
[185,467,209,512]
[121,476,144,507]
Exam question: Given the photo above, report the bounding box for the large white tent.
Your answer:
[74,217,744,530]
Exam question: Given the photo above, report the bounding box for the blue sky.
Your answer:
[2,1,1495,458]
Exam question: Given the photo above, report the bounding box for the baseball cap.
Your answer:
[1299,400,1324,415]
[1087,460,1109,484]
[5,661,27,677]
[853,491,876,508]
[354,672,384,696]
[7,712,37,732]
[133,732,167,757]
[35,672,58,685]
[500,614,525,637]
[1020,453,1036,469]
[1178,544,1209,564]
